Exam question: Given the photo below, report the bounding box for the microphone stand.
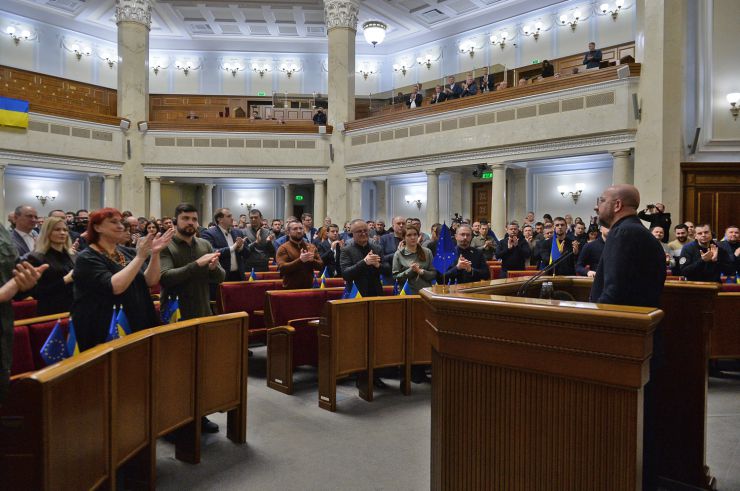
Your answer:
[515,250,574,297]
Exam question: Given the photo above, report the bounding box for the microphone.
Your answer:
[515,250,574,297]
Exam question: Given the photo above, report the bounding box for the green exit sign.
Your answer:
[295,195,304,201]
[481,171,493,179]
[532,59,540,64]
[257,91,266,96]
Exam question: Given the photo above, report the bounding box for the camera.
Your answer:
[451,213,463,225]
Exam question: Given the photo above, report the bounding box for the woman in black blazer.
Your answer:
[27,216,75,315]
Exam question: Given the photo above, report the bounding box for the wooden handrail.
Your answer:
[146,120,332,134]
[345,64,641,132]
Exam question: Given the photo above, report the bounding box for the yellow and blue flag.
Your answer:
[248,268,257,282]
[348,282,362,299]
[106,306,120,341]
[320,266,328,279]
[162,296,181,324]
[399,279,412,296]
[40,320,68,364]
[319,276,327,289]
[549,237,564,265]
[0,96,29,129]
[66,319,80,357]
[116,307,131,336]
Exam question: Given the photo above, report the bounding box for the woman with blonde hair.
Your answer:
[27,216,76,315]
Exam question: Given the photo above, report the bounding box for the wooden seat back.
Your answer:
[11,298,37,320]
[265,287,344,327]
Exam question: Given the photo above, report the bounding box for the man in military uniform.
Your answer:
[678,224,734,282]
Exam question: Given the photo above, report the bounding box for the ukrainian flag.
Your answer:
[348,282,362,299]
[399,279,412,296]
[320,266,328,279]
[392,280,400,296]
[116,307,132,336]
[164,297,181,324]
[248,268,257,282]
[66,318,80,357]
[319,276,327,289]
[106,306,121,342]
[549,237,564,265]
[0,96,29,129]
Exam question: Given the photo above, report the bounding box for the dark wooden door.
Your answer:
[472,183,490,223]
[682,163,740,236]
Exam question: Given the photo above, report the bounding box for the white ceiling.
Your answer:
[4,0,566,53]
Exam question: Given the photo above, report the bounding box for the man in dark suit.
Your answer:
[340,219,383,298]
[406,86,423,108]
[200,208,248,282]
[443,75,463,99]
[495,222,530,276]
[537,217,579,275]
[301,213,318,244]
[379,216,405,277]
[444,224,490,283]
[430,85,447,104]
[461,74,478,97]
[315,223,343,277]
[583,42,602,69]
[478,67,495,93]
[576,226,607,276]
[679,224,735,282]
[11,205,39,259]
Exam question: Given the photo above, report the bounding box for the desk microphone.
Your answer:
[515,250,573,297]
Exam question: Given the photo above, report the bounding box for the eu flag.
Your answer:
[312,272,320,288]
[433,223,457,279]
[392,280,400,296]
[341,281,352,299]
[40,320,68,365]
[66,319,80,357]
[105,306,120,342]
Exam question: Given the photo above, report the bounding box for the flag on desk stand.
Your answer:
[348,282,362,299]
[248,268,257,282]
[319,276,327,289]
[399,279,412,296]
[105,306,119,341]
[312,272,320,288]
[433,223,456,286]
[116,307,132,336]
[341,281,352,299]
[392,280,400,296]
[39,319,68,365]
[320,266,328,280]
[66,319,80,357]
[162,296,182,324]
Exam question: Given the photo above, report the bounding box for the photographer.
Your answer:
[638,203,671,243]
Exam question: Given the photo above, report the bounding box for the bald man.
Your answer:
[590,184,666,491]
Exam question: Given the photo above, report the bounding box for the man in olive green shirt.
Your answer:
[159,203,225,321]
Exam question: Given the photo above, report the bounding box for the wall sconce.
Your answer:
[393,64,408,76]
[151,59,168,75]
[175,61,196,76]
[99,53,117,68]
[280,63,299,78]
[6,26,33,45]
[728,93,740,120]
[32,189,59,207]
[523,22,543,40]
[490,32,510,49]
[599,0,624,20]
[241,202,256,211]
[557,184,584,204]
[358,69,375,80]
[70,43,92,61]
[417,56,434,69]
[405,195,424,210]
[559,11,581,30]
[252,63,272,77]
[223,62,244,77]
[459,43,475,58]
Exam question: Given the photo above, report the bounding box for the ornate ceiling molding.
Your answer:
[115,0,153,29]
[323,0,359,32]
[345,131,636,176]
[142,164,328,179]
[0,150,123,173]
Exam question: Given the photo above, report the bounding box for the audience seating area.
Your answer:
[0,312,249,490]
[11,298,37,321]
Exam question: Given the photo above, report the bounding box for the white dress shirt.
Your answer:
[219,226,239,272]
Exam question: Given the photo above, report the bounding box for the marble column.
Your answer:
[313,179,327,223]
[425,170,440,229]
[323,0,358,225]
[88,176,104,210]
[202,184,214,226]
[116,0,152,216]
[611,150,634,185]
[350,178,362,219]
[375,179,387,224]
[148,177,161,219]
[0,165,5,224]
[282,183,293,219]
[103,174,119,208]
[633,0,684,219]
[490,163,507,238]
[447,170,463,222]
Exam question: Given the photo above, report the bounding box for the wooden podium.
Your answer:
[422,277,719,491]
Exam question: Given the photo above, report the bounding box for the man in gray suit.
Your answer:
[11,205,39,258]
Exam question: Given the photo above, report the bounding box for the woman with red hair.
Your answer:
[71,208,173,351]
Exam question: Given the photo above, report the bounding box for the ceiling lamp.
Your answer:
[362,21,387,47]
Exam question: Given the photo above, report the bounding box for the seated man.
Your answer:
[461,74,478,97]
[444,224,490,284]
[495,222,530,276]
[276,221,323,289]
[679,224,734,282]
[430,85,447,104]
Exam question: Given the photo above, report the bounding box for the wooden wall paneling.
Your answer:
[402,296,432,395]
[682,163,740,235]
[472,182,491,223]
[366,298,406,400]
[710,293,740,359]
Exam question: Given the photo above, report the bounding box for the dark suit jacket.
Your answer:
[316,239,342,277]
[11,229,33,258]
[478,74,495,92]
[461,82,478,97]
[430,91,447,104]
[444,246,490,284]
[576,237,605,276]
[340,242,384,297]
[537,236,577,275]
[406,93,423,107]
[200,226,248,277]
[445,83,463,99]
[495,237,531,272]
[583,49,603,69]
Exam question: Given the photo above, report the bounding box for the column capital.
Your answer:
[104,174,120,180]
[147,176,160,182]
[610,149,633,158]
[313,178,326,185]
[323,0,359,31]
[349,177,361,183]
[425,169,440,177]
[115,0,153,28]
[489,163,507,171]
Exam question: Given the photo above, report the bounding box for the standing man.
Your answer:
[341,219,384,297]
[430,85,447,104]
[444,224,490,284]
[537,217,579,275]
[379,216,405,277]
[576,226,608,277]
[685,221,696,241]
[443,75,463,99]
[316,224,343,277]
[679,224,735,282]
[667,224,689,257]
[719,225,740,276]
[406,85,423,108]
[583,42,602,69]
[478,66,495,93]
[159,203,225,434]
[276,221,323,289]
[589,184,667,491]
[495,222,531,276]
[638,203,672,243]
[201,208,247,282]
[301,213,318,244]
[11,205,39,258]
[242,209,273,272]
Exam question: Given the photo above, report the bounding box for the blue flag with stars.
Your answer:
[392,280,400,296]
[433,223,457,275]
[40,320,68,365]
[105,306,120,342]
